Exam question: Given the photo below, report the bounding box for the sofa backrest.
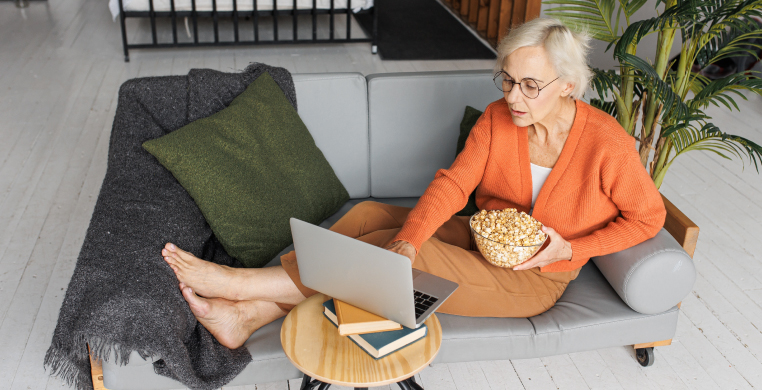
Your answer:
[367,70,502,198]
[293,73,370,198]
[294,70,502,199]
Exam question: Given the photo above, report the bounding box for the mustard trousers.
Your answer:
[280,201,579,317]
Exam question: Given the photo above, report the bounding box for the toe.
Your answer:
[182,287,210,317]
[163,244,197,266]
[167,251,188,265]
[173,246,198,263]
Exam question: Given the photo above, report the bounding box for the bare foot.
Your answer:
[162,243,240,300]
[181,286,284,349]
[163,243,306,305]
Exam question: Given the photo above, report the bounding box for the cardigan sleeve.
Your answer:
[392,107,494,253]
[566,137,666,263]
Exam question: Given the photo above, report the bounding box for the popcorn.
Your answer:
[469,208,547,268]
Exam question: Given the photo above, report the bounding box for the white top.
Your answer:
[530,163,553,214]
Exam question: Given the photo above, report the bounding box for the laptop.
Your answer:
[290,218,459,329]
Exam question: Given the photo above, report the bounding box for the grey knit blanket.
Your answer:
[44,63,297,390]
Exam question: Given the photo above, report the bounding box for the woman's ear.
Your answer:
[561,80,575,97]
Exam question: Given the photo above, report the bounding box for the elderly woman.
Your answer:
[161,17,666,349]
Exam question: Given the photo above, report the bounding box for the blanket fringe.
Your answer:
[45,334,157,390]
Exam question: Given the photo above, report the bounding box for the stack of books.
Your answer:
[323,299,427,359]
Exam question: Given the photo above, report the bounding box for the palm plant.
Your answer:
[543,0,762,188]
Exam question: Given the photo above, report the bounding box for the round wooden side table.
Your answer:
[281,294,442,390]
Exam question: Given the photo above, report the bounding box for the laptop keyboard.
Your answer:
[414,290,439,319]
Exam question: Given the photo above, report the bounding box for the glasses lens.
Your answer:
[494,74,504,91]
[522,79,540,98]
[494,73,514,92]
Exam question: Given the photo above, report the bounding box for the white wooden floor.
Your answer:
[1,0,761,389]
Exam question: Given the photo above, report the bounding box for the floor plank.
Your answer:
[418,363,458,390]
[567,350,625,390]
[479,360,525,390]
[511,358,556,390]
[596,347,659,390]
[671,311,753,390]
[540,354,590,390]
[447,361,493,390]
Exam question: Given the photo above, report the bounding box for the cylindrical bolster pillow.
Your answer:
[592,228,695,315]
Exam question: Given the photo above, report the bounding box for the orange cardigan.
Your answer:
[393,98,666,272]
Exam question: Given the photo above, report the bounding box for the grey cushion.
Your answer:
[366,70,502,198]
[434,262,679,363]
[293,73,370,198]
[593,228,695,314]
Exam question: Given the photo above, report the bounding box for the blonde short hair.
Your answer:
[495,18,593,100]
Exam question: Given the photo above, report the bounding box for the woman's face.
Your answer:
[500,46,573,128]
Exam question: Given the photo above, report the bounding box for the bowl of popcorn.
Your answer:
[469,208,547,268]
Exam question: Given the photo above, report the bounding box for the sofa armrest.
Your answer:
[592,228,696,315]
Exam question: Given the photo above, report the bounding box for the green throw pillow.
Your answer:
[143,72,349,268]
[455,106,483,217]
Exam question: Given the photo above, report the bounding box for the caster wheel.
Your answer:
[636,347,655,367]
[371,45,378,54]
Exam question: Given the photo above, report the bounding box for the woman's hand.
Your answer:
[385,240,417,264]
[513,226,572,271]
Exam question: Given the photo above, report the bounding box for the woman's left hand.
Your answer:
[512,226,572,271]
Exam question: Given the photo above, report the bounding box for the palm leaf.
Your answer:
[707,31,762,66]
[544,0,619,41]
[691,72,762,111]
[618,53,691,121]
[613,0,699,57]
[688,72,712,95]
[671,124,739,161]
[622,0,648,19]
[590,98,620,117]
[695,0,762,47]
[660,112,713,137]
[670,124,762,171]
[590,68,621,99]
[695,13,762,67]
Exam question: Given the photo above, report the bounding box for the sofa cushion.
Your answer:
[293,73,370,198]
[143,72,349,268]
[433,262,679,364]
[367,70,502,197]
[593,228,695,314]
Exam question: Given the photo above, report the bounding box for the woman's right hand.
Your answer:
[385,240,417,264]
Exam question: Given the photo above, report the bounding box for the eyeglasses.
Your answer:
[493,71,559,99]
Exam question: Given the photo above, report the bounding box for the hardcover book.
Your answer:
[323,299,427,359]
[334,298,403,336]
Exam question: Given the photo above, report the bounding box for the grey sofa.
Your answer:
[101,70,697,389]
